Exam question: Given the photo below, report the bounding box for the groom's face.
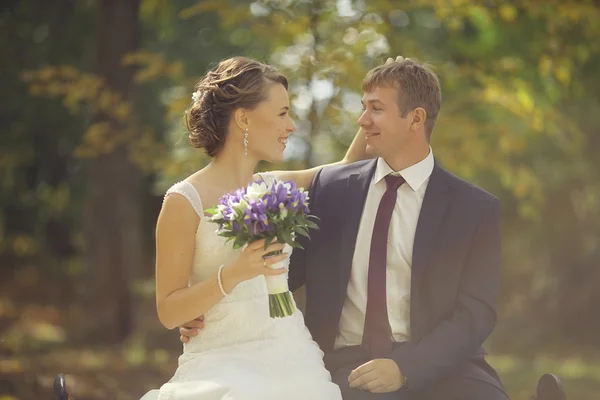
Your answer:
[358,85,411,158]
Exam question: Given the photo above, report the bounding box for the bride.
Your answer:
[142,56,369,400]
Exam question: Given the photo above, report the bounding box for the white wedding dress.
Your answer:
[141,181,341,400]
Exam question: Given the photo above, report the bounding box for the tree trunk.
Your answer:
[83,0,142,344]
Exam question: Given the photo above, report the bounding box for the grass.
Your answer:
[489,354,600,399]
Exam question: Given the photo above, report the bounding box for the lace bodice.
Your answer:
[165,181,243,286]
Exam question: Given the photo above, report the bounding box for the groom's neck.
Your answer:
[384,141,430,172]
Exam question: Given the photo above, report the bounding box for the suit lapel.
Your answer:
[411,162,454,292]
[338,159,378,307]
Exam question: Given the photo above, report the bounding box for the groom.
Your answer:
[285,58,507,400]
[181,58,508,399]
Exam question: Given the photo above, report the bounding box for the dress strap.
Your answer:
[164,181,205,218]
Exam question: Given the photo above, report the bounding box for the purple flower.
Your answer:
[251,220,269,235]
[222,206,235,220]
[274,182,289,202]
[211,177,314,247]
[250,199,267,215]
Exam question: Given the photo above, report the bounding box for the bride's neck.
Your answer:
[206,143,257,190]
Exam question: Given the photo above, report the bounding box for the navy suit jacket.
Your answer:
[289,159,502,392]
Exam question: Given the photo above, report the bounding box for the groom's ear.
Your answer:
[410,107,427,132]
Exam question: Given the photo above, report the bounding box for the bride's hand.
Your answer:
[224,238,289,286]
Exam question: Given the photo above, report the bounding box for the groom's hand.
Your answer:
[179,316,204,343]
[348,359,405,393]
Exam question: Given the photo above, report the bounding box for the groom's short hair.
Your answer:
[363,58,441,141]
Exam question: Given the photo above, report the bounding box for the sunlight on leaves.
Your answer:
[179,0,225,20]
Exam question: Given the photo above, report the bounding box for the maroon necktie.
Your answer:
[362,174,405,358]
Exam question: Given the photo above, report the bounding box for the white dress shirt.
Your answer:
[334,149,435,349]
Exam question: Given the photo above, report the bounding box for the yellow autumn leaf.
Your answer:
[97,90,121,111]
[134,61,165,83]
[167,61,184,79]
[555,63,571,86]
[84,122,112,146]
[28,321,66,343]
[0,299,16,318]
[539,55,553,76]
[482,85,501,103]
[59,65,79,79]
[113,103,131,121]
[179,0,225,20]
[153,349,170,364]
[0,395,20,400]
[446,16,464,32]
[80,350,109,369]
[13,234,36,256]
[498,4,517,22]
[38,66,56,81]
[74,145,97,158]
[532,111,545,133]
[29,85,44,96]
[47,81,65,96]
[563,6,582,23]
[122,50,155,65]
[80,75,105,99]
[21,70,34,81]
[125,342,147,366]
[516,88,534,112]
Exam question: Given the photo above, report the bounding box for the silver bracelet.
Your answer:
[217,265,228,296]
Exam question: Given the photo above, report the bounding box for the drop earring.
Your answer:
[244,128,249,156]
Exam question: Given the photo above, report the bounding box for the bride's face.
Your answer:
[245,83,296,163]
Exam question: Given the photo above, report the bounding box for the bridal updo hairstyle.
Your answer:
[186,56,288,157]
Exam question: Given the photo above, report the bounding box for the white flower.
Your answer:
[246,181,269,201]
[211,204,227,220]
[235,199,249,217]
[191,90,201,104]
[278,202,288,218]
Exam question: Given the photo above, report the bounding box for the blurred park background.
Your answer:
[1,0,600,399]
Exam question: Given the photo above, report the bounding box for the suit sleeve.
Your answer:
[289,167,326,292]
[390,196,501,391]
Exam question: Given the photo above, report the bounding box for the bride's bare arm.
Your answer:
[268,127,369,189]
[155,195,230,329]
[155,194,287,330]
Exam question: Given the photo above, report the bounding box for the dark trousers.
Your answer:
[324,345,509,400]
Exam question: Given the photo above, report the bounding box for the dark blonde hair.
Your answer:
[362,58,441,140]
[187,56,288,157]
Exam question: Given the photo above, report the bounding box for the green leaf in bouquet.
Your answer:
[295,226,310,238]
[289,240,304,249]
[279,229,294,246]
[305,219,319,230]
[204,206,218,216]
[263,235,275,250]
[233,235,247,249]
[219,231,237,238]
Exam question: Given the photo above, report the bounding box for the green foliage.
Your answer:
[2,0,600,373]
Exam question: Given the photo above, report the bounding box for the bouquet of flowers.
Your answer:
[205,175,318,318]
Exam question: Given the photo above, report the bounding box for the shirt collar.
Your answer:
[373,147,435,191]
